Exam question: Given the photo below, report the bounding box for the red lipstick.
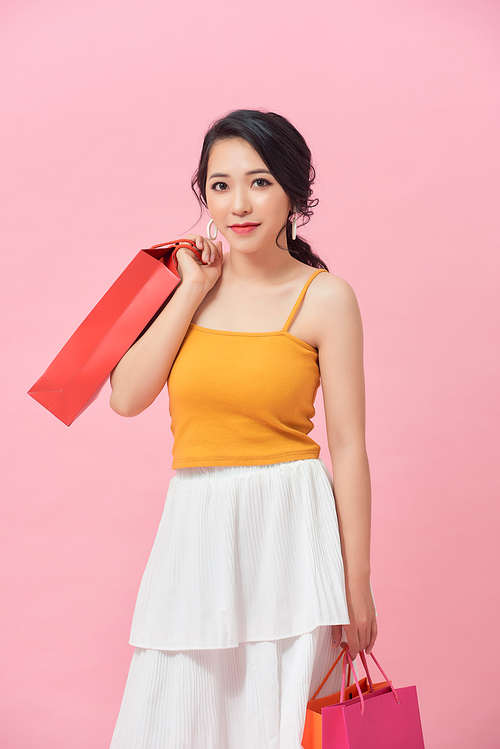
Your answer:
[229,223,260,234]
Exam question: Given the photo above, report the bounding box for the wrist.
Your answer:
[345,565,371,586]
[175,279,210,305]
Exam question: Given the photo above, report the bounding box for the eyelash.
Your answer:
[210,178,271,191]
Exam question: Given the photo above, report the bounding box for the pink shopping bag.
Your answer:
[302,648,386,749]
[320,650,425,749]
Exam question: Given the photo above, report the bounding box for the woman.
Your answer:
[109,109,377,748]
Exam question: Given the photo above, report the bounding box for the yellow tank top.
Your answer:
[167,269,327,469]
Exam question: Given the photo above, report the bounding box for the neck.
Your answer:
[223,242,300,285]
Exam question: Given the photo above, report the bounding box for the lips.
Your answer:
[229,223,261,234]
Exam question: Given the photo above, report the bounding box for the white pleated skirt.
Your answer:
[110,459,350,749]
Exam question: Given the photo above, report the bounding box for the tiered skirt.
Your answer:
[110,459,350,749]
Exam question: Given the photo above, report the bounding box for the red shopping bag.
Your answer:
[28,239,203,426]
[302,649,425,749]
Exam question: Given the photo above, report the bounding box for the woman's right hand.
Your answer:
[110,234,223,417]
[176,234,223,292]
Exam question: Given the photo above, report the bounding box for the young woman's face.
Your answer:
[205,137,292,252]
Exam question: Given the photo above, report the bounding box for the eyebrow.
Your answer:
[208,169,272,179]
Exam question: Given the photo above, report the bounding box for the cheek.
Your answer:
[262,193,291,222]
[206,193,224,217]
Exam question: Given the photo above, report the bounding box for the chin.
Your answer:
[229,240,266,253]
[229,233,279,253]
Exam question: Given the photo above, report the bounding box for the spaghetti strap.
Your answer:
[282,269,327,332]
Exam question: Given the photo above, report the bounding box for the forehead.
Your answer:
[207,137,266,174]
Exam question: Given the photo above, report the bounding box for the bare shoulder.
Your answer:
[307,270,361,319]
[306,271,362,349]
[288,269,362,350]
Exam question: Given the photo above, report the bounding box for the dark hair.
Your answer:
[191,109,328,271]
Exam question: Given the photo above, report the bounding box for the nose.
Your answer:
[231,186,252,216]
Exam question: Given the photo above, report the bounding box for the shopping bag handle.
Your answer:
[342,649,400,716]
[341,650,366,714]
[310,645,349,700]
[130,239,208,344]
[359,650,400,706]
[148,238,206,270]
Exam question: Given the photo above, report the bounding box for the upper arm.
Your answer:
[314,275,366,450]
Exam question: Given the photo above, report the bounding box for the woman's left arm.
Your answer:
[314,274,377,660]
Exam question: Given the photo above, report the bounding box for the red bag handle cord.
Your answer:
[311,645,348,700]
[148,238,206,270]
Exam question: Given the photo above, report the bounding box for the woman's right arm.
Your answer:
[109,237,222,417]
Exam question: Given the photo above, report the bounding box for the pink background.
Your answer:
[1,0,499,747]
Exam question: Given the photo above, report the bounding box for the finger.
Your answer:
[331,625,342,648]
[207,241,216,264]
[191,235,204,252]
[176,247,193,261]
[362,619,376,653]
[205,237,220,263]
[177,247,206,278]
[365,620,378,655]
[199,238,214,265]
[185,234,211,262]
[357,628,368,654]
[201,240,211,264]
[205,240,222,266]
[346,632,360,662]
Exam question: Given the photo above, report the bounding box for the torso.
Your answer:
[191,256,328,349]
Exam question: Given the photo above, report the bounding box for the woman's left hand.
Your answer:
[339,579,377,660]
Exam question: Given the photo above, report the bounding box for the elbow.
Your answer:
[109,370,145,417]
[109,369,163,417]
[109,391,143,418]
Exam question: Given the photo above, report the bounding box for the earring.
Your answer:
[291,209,298,241]
[207,218,218,240]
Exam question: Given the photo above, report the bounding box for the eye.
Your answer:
[253,178,271,188]
[211,181,228,191]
